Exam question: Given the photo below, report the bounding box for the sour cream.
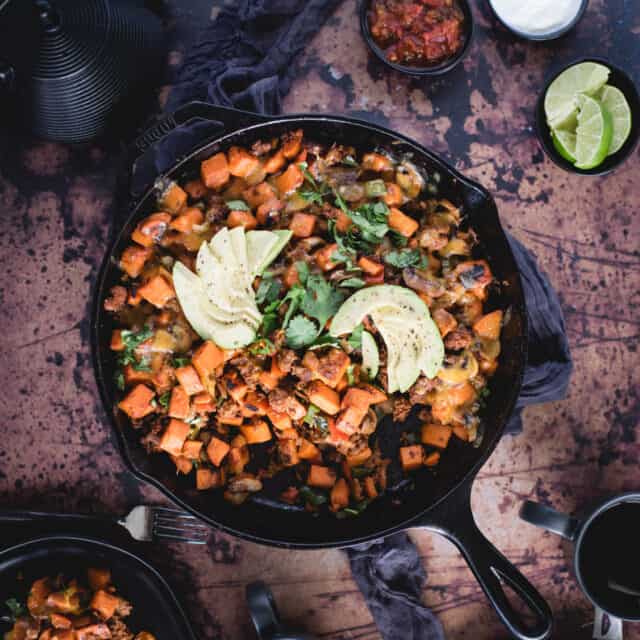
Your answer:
[490,0,584,36]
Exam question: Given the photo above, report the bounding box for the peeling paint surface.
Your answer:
[0,1,638,639]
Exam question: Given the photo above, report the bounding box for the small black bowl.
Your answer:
[486,0,589,41]
[358,0,474,77]
[536,57,640,175]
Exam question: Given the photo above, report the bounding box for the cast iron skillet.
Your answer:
[0,536,196,640]
[92,102,552,640]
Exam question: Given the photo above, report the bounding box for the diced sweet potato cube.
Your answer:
[206,437,230,466]
[256,197,283,225]
[90,590,119,620]
[160,183,187,214]
[182,439,203,460]
[159,419,190,457]
[314,243,338,271]
[240,419,273,444]
[298,439,322,463]
[307,465,336,489]
[400,445,424,471]
[243,181,275,208]
[168,385,190,420]
[169,207,204,233]
[289,212,316,238]
[433,308,457,337]
[336,209,352,232]
[263,149,286,174]
[75,625,111,640]
[364,476,378,498]
[335,406,366,435]
[242,391,269,417]
[118,384,155,419]
[223,374,247,404]
[110,330,124,351]
[388,207,419,237]
[308,381,341,415]
[330,477,349,510]
[120,245,153,278]
[175,365,204,395]
[123,363,153,386]
[358,256,384,276]
[282,129,303,158]
[359,383,388,404]
[201,152,230,189]
[362,152,392,172]
[384,182,403,206]
[227,210,257,230]
[192,341,225,378]
[50,613,72,629]
[266,408,292,431]
[87,568,111,591]
[346,447,372,467]
[138,275,175,308]
[473,310,503,340]
[132,212,172,247]
[193,391,216,414]
[228,146,260,178]
[274,163,304,195]
[196,468,222,490]
[341,388,372,411]
[172,455,193,475]
[421,424,452,449]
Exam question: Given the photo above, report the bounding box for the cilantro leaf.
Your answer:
[173,356,191,368]
[158,391,171,409]
[339,277,365,289]
[347,323,364,350]
[114,371,125,391]
[389,230,409,247]
[300,274,344,329]
[249,338,276,356]
[299,485,327,506]
[295,261,310,285]
[285,315,319,348]
[256,276,282,306]
[281,284,306,329]
[5,598,26,621]
[384,249,426,269]
[225,199,250,211]
[308,333,341,350]
[298,162,318,190]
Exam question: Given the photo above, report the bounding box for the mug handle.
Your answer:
[519,500,581,540]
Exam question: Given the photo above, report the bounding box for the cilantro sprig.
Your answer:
[384,249,427,269]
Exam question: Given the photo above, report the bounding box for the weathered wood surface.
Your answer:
[0,1,638,638]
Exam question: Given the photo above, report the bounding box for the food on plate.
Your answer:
[544,62,632,169]
[368,0,465,67]
[104,130,502,517]
[3,569,155,640]
[490,0,582,37]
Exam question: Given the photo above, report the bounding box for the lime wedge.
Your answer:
[552,129,577,162]
[574,95,613,169]
[598,84,632,155]
[545,62,610,126]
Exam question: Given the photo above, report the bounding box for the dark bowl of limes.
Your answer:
[536,58,639,175]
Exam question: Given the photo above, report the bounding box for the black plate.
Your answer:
[535,57,640,175]
[358,0,473,76]
[0,536,196,640]
[92,103,552,639]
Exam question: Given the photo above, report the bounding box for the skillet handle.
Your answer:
[132,102,272,159]
[413,481,553,640]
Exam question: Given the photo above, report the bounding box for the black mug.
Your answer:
[520,493,640,640]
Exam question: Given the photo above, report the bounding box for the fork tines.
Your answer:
[152,507,210,544]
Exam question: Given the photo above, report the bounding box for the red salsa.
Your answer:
[368,0,465,67]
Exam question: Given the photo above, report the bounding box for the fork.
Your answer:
[0,505,210,545]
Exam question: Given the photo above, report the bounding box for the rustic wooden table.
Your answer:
[0,1,638,638]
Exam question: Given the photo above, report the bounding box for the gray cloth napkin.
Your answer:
[159,2,573,638]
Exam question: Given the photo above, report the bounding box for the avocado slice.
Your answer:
[330,285,444,389]
[361,330,379,380]
[173,261,257,348]
[246,229,293,277]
